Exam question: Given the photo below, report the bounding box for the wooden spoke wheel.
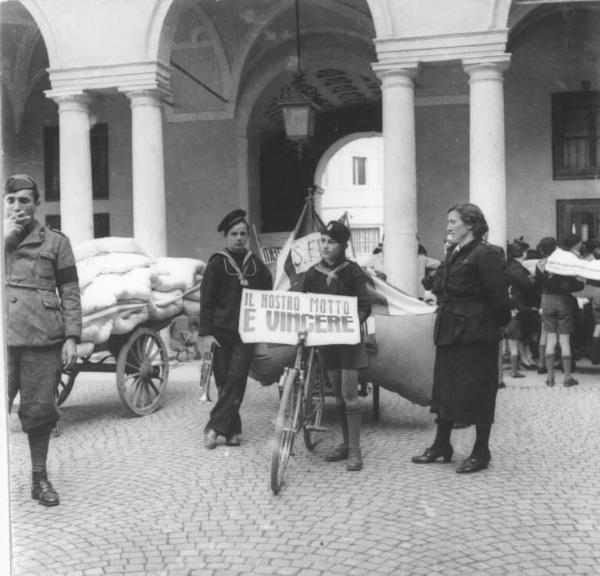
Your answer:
[116,327,169,416]
[56,368,79,407]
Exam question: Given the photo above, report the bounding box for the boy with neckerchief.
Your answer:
[301,221,371,471]
[198,209,272,449]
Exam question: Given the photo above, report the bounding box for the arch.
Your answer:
[364,0,394,38]
[314,130,382,190]
[492,0,514,29]
[17,0,58,66]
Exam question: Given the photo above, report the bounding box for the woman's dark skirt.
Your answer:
[430,341,500,426]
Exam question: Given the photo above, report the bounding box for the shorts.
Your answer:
[8,345,62,433]
[317,343,368,371]
[541,293,575,335]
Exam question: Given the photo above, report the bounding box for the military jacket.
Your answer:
[5,220,82,347]
[431,238,511,346]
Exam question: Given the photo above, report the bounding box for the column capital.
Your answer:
[372,64,420,87]
[463,55,511,80]
[123,88,168,108]
[45,91,92,110]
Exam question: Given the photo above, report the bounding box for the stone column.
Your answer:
[126,89,168,258]
[55,93,94,244]
[377,66,419,295]
[464,58,511,248]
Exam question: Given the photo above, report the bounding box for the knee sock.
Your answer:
[545,354,555,382]
[538,345,546,369]
[433,417,453,447]
[28,428,51,478]
[472,425,491,459]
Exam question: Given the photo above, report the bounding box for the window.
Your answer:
[552,91,600,179]
[44,123,109,200]
[352,156,367,185]
[44,213,110,238]
[350,227,380,257]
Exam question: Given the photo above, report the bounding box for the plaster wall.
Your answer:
[504,10,600,247]
[382,0,497,38]
[163,118,239,261]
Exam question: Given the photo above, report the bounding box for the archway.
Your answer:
[314,131,383,263]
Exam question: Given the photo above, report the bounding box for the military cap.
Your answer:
[217,209,248,234]
[324,220,350,244]
[5,174,38,195]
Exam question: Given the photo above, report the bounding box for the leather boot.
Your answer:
[345,410,363,471]
[325,405,349,462]
[591,337,600,365]
[31,472,59,507]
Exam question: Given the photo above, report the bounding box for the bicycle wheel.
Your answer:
[271,368,303,494]
[303,348,325,450]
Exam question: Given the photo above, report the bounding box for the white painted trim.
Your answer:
[375,29,509,66]
[46,61,171,98]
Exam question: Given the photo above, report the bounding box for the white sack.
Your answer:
[81,276,119,315]
[151,258,205,292]
[77,342,95,358]
[74,237,148,261]
[183,299,200,318]
[546,248,600,281]
[112,308,150,335]
[81,316,114,345]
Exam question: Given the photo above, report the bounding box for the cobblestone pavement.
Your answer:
[7,358,600,576]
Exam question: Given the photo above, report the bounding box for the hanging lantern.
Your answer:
[279,72,319,143]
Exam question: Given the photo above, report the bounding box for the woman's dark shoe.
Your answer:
[456,456,489,474]
[563,377,578,387]
[411,444,453,464]
[204,428,218,449]
[225,434,241,446]
[537,366,547,375]
[545,379,555,387]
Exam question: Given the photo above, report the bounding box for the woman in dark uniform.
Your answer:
[412,203,511,474]
[199,209,272,449]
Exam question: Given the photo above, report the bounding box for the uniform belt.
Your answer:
[6,281,56,291]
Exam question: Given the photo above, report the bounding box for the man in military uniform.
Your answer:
[4,174,81,506]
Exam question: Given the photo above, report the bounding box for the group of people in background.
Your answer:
[504,233,600,387]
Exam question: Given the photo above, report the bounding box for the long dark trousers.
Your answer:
[207,339,254,437]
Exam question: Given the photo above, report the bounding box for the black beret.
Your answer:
[5,174,38,195]
[217,209,247,233]
[324,220,350,244]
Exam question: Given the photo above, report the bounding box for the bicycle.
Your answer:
[270,331,326,494]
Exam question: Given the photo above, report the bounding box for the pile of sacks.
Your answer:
[75,237,204,356]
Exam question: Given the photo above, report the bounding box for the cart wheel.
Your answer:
[271,368,302,495]
[303,349,324,451]
[116,327,169,416]
[56,369,78,407]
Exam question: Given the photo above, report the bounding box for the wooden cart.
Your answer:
[57,305,172,416]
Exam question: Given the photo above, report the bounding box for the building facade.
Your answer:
[2,0,600,295]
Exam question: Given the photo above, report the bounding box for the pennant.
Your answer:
[273,198,326,291]
[271,201,433,316]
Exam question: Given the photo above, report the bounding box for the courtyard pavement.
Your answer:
[7,356,600,576]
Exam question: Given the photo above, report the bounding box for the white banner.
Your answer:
[239,289,360,346]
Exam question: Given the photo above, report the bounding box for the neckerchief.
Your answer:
[314,260,351,287]
[218,250,254,287]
